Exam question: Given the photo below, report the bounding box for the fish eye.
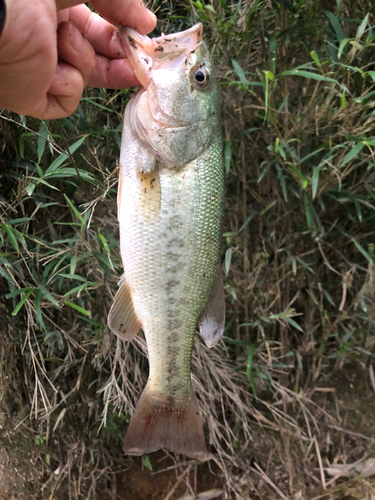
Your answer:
[192,66,210,89]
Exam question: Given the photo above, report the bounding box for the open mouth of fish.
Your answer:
[120,23,205,129]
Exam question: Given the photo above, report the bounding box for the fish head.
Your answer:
[121,24,220,167]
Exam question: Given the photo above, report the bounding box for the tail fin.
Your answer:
[124,385,209,460]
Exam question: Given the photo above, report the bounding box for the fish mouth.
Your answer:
[120,23,203,89]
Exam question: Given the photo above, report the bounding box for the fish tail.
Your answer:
[124,385,209,459]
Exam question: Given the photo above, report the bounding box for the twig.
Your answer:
[313,436,326,490]
[251,463,290,500]
[162,466,192,500]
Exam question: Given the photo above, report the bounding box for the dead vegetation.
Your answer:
[0,0,375,498]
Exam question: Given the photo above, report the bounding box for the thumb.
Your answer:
[55,0,85,10]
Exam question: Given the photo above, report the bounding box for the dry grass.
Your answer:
[0,0,375,499]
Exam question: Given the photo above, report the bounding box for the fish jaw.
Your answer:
[120,23,203,88]
[119,23,219,166]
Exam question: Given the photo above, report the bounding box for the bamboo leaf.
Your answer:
[45,136,87,175]
[225,248,232,276]
[3,225,19,252]
[65,301,90,316]
[280,69,337,83]
[351,238,372,264]
[312,166,322,199]
[285,317,304,332]
[37,121,49,165]
[231,59,250,87]
[11,287,36,316]
[224,139,231,175]
[275,163,287,201]
[356,13,369,41]
[342,141,364,166]
[64,194,84,223]
[325,11,345,43]
[246,344,257,398]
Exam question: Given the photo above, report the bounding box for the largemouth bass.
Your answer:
[108,23,225,459]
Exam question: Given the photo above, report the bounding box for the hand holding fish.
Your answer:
[0,0,156,119]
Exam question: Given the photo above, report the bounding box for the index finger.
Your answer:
[56,0,157,34]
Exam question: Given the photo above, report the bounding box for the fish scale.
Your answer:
[108,23,225,458]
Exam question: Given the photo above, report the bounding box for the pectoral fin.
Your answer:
[137,170,161,221]
[198,272,225,348]
[108,275,141,341]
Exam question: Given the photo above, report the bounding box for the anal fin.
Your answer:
[108,275,141,341]
[198,271,225,348]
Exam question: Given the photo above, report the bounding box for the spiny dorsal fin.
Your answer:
[108,275,141,341]
[198,271,225,348]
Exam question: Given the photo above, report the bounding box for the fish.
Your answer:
[107,23,225,459]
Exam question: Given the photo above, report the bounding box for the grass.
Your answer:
[1,0,375,498]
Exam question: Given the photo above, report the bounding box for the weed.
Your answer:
[1,0,375,498]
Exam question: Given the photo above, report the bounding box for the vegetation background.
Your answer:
[0,0,375,498]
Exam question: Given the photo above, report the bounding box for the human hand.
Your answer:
[0,0,156,119]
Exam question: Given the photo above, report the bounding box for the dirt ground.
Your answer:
[1,367,375,500]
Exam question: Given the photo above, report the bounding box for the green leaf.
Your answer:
[239,212,257,232]
[97,232,110,255]
[351,238,372,264]
[39,283,61,308]
[11,287,36,316]
[2,225,19,252]
[342,141,364,166]
[58,273,87,282]
[45,135,87,175]
[37,121,49,165]
[288,164,308,184]
[325,11,345,43]
[231,59,250,87]
[310,50,321,67]
[63,283,91,297]
[224,139,231,175]
[311,166,322,199]
[341,90,346,108]
[70,255,78,275]
[304,193,312,229]
[6,287,34,299]
[225,248,232,276]
[26,182,36,196]
[285,317,303,332]
[64,194,84,223]
[80,98,113,112]
[280,69,337,83]
[275,163,287,201]
[65,301,90,316]
[338,38,351,59]
[142,455,153,471]
[258,163,271,183]
[356,13,369,42]
[35,289,46,330]
[6,218,33,225]
[261,199,278,215]
[246,343,257,398]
